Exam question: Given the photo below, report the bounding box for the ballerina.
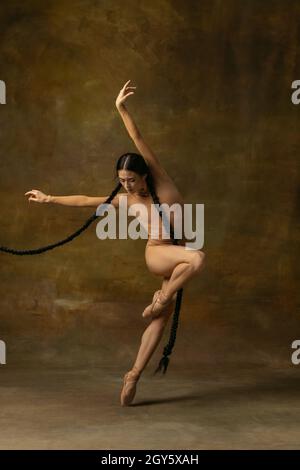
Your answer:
[23,80,206,406]
[115,81,206,405]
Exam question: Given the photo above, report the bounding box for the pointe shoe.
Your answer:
[120,367,141,406]
[142,290,161,319]
[151,290,175,317]
[142,290,176,320]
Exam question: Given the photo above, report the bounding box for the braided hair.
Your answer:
[0,184,122,255]
[116,152,184,375]
[0,152,183,374]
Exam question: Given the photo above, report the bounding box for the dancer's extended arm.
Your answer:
[116,80,170,184]
[24,190,119,207]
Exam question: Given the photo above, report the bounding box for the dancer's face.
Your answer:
[118,170,147,195]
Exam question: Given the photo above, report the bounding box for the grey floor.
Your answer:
[0,363,299,449]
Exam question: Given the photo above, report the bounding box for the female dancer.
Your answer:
[24,81,206,406]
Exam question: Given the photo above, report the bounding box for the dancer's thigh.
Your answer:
[145,244,202,278]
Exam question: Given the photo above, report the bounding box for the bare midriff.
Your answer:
[120,193,187,249]
[118,194,185,249]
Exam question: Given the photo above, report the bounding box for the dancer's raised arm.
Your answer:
[116,80,170,185]
[24,190,119,208]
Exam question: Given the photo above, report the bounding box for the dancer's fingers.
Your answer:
[122,80,131,89]
[122,92,134,100]
[118,92,134,104]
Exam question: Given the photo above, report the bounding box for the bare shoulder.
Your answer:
[155,176,184,206]
[110,193,121,208]
[98,193,121,209]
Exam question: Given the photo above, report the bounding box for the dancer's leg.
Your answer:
[145,245,206,310]
[161,253,205,301]
[120,248,205,405]
[121,291,173,405]
[132,277,174,374]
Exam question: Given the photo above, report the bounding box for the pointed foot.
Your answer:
[142,290,161,319]
[120,368,141,406]
[142,290,176,321]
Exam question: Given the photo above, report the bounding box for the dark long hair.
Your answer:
[0,152,183,374]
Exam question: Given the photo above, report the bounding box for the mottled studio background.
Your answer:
[0,0,299,369]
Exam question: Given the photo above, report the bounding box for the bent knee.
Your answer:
[190,251,206,273]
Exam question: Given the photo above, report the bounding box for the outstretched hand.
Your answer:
[25,189,50,203]
[115,80,136,109]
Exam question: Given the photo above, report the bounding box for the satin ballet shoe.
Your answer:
[142,290,161,319]
[142,290,176,321]
[120,367,141,406]
[151,290,175,318]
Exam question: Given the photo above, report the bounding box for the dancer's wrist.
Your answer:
[45,194,52,203]
[116,102,125,112]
